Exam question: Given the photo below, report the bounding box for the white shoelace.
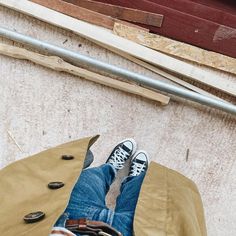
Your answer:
[108,146,129,169]
[129,162,146,176]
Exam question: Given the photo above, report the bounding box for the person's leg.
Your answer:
[64,163,116,221]
[112,150,149,236]
[54,163,116,230]
[70,164,116,207]
[68,137,137,212]
[55,139,137,228]
[112,174,145,236]
[115,173,146,214]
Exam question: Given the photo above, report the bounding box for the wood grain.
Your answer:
[0,43,170,105]
[113,23,236,75]
[1,0,235,96]
[191,0,236,15]
[146,0,236,28]
[31,0,114,29]
[30,0,148,31]
[63,0,163,27]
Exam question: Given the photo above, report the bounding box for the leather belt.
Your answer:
[65,218,123,236]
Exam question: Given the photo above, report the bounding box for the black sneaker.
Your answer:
[129,150,149,177]
[106,139,137,170]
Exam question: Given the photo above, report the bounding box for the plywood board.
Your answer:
[113,23,236,75]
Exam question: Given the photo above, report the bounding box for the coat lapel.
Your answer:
[0,135,99,236]
[134,162,207,236]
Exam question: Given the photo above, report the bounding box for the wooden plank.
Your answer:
[0,43,170,105]
[30,0,149,31]
[30,0,114,30]
[94,0,236,58]
[63,0,163,27]
[113,23,236,75]
[190,0,236,15]
[0,0,235,97]
[146,0,236,28]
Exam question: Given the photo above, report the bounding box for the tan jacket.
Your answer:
[0,136,207,236]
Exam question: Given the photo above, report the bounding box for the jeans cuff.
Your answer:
[121,172,146,185]
[106,208,115,226]
[106,163,118,177]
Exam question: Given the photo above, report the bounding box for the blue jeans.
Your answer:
[55,164,145,236]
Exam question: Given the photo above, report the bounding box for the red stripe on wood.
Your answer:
[188,0,236,15]
[146,0,236,28]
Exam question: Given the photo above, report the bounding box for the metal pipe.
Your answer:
[0,27,235,115]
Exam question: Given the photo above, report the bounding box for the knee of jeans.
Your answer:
[54,213,69,227]
[96,208,114,226]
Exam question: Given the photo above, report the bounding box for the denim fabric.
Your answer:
[54,164,145,236]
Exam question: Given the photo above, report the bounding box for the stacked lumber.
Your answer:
[113,23,236,75]
[0,0,235,111]
[87,0,236,58]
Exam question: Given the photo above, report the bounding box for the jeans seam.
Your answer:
[107,208,115,226]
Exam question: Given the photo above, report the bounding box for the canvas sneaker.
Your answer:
[106,138,137,170]
[129,150,149,177]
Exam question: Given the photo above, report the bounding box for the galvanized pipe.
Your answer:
[0,27,235,115]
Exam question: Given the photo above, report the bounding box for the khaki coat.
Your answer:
[0,136,207,236]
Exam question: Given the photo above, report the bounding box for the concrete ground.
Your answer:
[0,6,236,236]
